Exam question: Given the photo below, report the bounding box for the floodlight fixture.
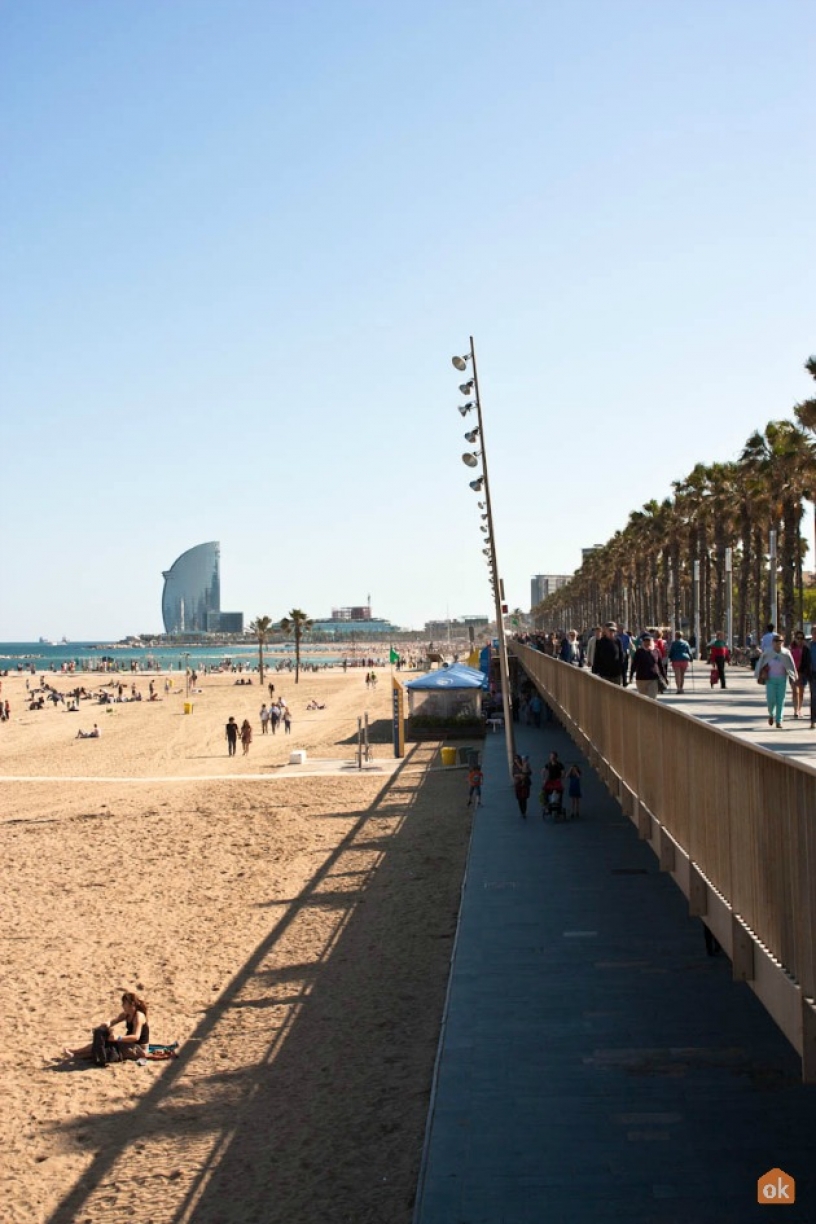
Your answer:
[451,355,470,372]
[469,477,484,492]
[462,452,480,468]
[464,428,479,443]
[459,381,474,396]
[458,403,474,417]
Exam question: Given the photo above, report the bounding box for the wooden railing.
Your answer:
[511,642,816,1081]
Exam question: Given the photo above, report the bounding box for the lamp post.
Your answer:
[725,547,733,653]
[453,337,515,779]
[693,561,701,660]
[769,529,778,630]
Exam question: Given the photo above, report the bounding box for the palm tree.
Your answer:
[248,616,273,685]
[794,355,816,562]
[279,609,313,683]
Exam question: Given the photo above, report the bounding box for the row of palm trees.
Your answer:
[535,357,816,645]
[248,610,313,684]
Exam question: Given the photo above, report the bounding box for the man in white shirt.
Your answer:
[760,623,776,652]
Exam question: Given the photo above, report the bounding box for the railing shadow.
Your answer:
[44,741,463,1224]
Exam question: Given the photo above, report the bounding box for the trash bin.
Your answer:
[458,746,479,766]
[440,747,457,767]
[183,701,193,715]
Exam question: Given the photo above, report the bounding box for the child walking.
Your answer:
[467,762,483,807]
[567,763,582,819]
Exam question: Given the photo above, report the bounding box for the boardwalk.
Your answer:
[413,700,816,1224]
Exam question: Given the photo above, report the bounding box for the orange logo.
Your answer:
[758,1169,795,1204]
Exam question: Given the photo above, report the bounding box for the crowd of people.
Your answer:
[516,620,816,727]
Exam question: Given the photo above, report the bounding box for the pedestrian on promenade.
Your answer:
[591,623,624,684]
[259,703,269,734]
[805,626,816,729]
[668,631,693,692]
[616,627,633,685]
[283,709,292,734]
[755,634,797,728]
[632,633,666,698]
[559,630,582,666]
[240,719,253,755]
[584,627,602,672]
[512,753,532,818]
[760,623,776,652]
[225,716,239,756]
[708,632,729,689]
[789,631,808,719]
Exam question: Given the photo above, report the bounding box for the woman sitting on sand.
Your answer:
[63,991,150,1062]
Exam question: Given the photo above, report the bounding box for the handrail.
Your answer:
[511,642,816,1080]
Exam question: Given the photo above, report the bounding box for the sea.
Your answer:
[0,641,360,673]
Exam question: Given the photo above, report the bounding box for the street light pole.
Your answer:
[725,547,733,653]
[463,336,515,780]
[769,530,778,630]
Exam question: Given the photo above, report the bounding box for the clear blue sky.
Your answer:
[2,0,814,639]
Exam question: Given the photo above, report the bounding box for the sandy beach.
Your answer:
[0,667,473,1224]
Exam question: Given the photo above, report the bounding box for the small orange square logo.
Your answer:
[758,1168,795,1204]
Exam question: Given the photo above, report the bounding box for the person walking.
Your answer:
[616,627,633,686]
[259,704,269,734]
[806,626,816,729]
[283,709,292,734]
[631,632,667,698]
[269,702,281,734]
[760,623,776,652]
[584,627,602,673]
[708,632,729,689]
[789,631,807,719]
[467,761,483,807]
[559,630,582,666]
[591,623,625,684]
[225,716,239,756]
[240,719,253,755]
[512,753,532,818]
[668,631,693,692]
[755,633,797,728]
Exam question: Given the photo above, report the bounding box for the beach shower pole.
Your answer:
[453,337,515,781]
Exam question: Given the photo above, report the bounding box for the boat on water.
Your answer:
[38,636,58,645]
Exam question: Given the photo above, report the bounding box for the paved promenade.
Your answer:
[660,661,816,771]
[413,689,816,1224]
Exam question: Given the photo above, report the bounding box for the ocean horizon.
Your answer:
[0,640,395,671]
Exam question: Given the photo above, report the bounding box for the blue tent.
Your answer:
[406,662,488,691]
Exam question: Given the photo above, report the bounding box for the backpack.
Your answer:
[92,1024,110,1068]
[92,1024,123,1066]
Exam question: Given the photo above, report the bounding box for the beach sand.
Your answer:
[0,667,473,1224]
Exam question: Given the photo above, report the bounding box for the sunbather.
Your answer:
[63,991,149,1063]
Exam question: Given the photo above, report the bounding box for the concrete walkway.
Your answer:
[661,662,816,771]
[413,710,816,1224]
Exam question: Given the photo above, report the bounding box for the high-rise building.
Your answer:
[162,542,221,634]
[531,574,571,608]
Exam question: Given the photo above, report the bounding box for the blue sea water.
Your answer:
[0,642,348,672]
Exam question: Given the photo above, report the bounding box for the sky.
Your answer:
[1,0,814,639]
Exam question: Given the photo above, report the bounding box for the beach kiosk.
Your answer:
[405,662,488,742]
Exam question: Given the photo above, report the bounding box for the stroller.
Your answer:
[540,781,565,821]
